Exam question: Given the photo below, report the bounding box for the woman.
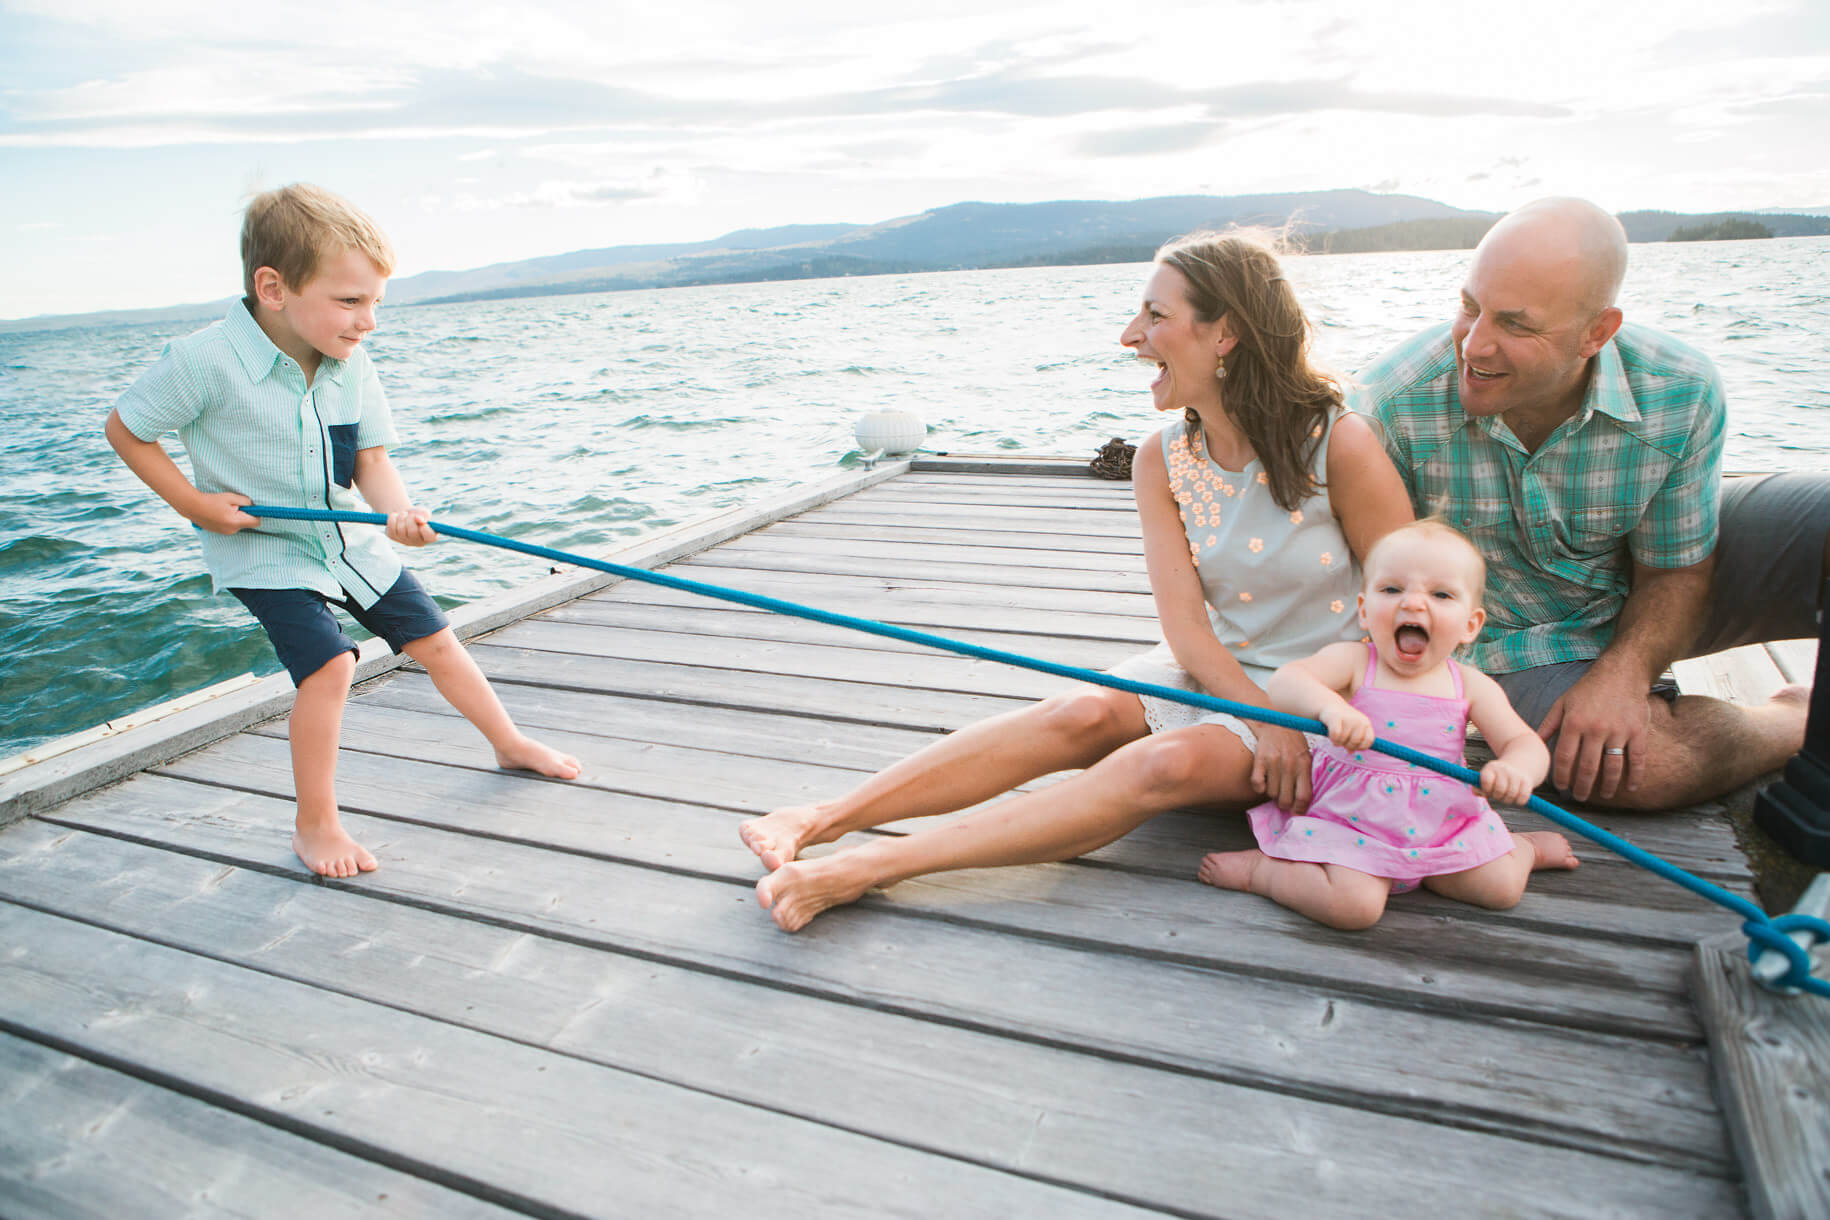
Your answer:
[745,229,1414,931]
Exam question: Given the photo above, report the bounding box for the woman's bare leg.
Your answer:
[739,687,1150,869]
[756,722,1256,931]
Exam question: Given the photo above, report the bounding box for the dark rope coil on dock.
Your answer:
[1088,437,1136,480]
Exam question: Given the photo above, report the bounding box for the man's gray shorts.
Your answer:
[1493,473,1830,730]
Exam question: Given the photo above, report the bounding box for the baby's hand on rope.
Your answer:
[1480,759,1534,808]
[1321,704,1374,751]
[190,491,258,535]
[386,507,437,547]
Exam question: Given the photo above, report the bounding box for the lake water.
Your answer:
[3,238,1827,759]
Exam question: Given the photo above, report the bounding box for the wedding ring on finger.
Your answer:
[1603,746,1627,757]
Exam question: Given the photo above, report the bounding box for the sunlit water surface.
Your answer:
[3,238,1826,757]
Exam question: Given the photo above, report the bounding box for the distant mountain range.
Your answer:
[9,190,1830,334]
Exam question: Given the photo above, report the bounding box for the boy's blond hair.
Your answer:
[1364,517,1488,604]
[241,183,395,301]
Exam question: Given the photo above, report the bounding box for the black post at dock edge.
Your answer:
[1754,578,1830,867]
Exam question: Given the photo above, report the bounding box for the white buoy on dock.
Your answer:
[853,409,927,461]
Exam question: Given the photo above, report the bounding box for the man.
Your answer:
[1358,197,1828,809]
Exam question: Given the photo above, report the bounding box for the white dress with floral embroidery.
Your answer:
[1109,416,1365,745]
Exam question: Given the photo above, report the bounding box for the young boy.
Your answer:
[106,183,579,879]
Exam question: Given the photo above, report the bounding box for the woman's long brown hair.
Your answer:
[1157,229,1341,512]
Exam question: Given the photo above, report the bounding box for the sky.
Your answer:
[3,0,1828,321]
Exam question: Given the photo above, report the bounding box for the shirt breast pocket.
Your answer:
[327,424,359,488]
[1437,496,1514,551]
[1561,503,1638,556]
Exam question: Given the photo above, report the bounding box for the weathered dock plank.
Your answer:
[1672,644,1791,706]
[0,901,1167,1219]
[0,1033,517,1220]
[334,673,1754,921]
[763,518,1149,554]
[127,733,1713,1033]
[0,822,1739,1216]
[707,528,1154,574]
[1766,637,1819,684]
[20,785,1733,1180]
[537,599,1143,667]
[1694,924,1830,1220]
[0,463,1784,1217]
[790,501,1145,539]
[680,544,1155,592]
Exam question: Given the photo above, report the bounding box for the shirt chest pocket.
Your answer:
[1558,503,1638,555]
[327,424,359,488]
[1438,496,1514,549]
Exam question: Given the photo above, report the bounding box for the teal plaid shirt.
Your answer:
[1356,323,1724,674]
[115,301,405,608]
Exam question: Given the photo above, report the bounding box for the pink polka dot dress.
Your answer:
[1247,644,1515,892]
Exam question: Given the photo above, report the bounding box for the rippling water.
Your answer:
[4,238,1826,758]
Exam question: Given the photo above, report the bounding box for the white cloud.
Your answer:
[447,167,699,210]
[2,0,1827,318]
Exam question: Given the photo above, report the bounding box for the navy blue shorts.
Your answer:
[232,570,450,687]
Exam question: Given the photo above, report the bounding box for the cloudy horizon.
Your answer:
[4,0,1828,319]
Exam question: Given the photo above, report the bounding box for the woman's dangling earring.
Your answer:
[1215,355,1227,381]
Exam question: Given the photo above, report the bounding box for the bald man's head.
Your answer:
[1479,197,1629,316]
[1449,197,1628,425]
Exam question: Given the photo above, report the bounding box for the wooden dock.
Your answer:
[0,459,1820,1218]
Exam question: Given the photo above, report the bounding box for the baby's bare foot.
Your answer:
[1197,849,1264,893]
[293,823,378,878]
[1522,831,1580,871]
[739,804,829,871]
[496,735,581,779]
[755,855,872,932]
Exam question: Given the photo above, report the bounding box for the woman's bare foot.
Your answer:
[739,803,836,871]
[293,821,379,878]
[755,854,875,932]
[495,735,581,779]
[1521,831,1580,871]
[1196,849,1263,893]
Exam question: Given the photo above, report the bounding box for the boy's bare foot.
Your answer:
[739,803,832,871]
[495,735,581,779]
[1521,831,1580,871]
[1196,849,1263,893]
[755,855,873,932]
[293,824,379,878]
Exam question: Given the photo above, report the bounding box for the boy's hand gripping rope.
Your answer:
[249,504,1830,997]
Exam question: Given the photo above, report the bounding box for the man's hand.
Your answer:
[1252,724,1315,815]
[385,507,437,547]
[1538,664,1651,802]
[188,491,258,535]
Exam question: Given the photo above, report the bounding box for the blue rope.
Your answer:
[249,504,1830,996]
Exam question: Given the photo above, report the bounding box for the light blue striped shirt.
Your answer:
[1356,322,1724,674]
[115,301,404,607]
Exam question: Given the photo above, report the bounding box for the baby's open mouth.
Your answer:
[1394,624,1430,660]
